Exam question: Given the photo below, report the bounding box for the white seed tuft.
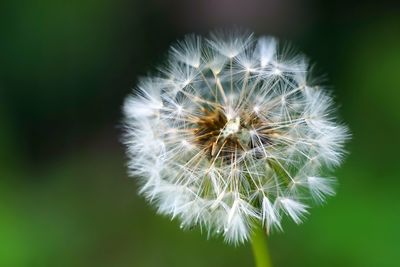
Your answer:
[122,31,350,244]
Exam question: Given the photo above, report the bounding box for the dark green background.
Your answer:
[1,1,399,266]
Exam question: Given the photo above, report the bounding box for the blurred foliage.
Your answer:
[0,1,399,267]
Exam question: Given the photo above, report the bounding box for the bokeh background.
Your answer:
[1,0,399,266]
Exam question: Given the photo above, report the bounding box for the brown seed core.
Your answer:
[193,107,272,161]
[194,108,228,158]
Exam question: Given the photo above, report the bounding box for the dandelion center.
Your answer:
[194,105,273,162]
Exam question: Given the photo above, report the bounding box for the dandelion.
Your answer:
[122,30,349,251]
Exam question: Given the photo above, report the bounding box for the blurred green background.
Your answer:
[1,1,399,266]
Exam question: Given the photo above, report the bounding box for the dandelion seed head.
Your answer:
[123,30,350,245]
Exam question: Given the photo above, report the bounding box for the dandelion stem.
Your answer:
[251,225,272,267]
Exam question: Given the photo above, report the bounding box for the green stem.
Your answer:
[251,225,272,267]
